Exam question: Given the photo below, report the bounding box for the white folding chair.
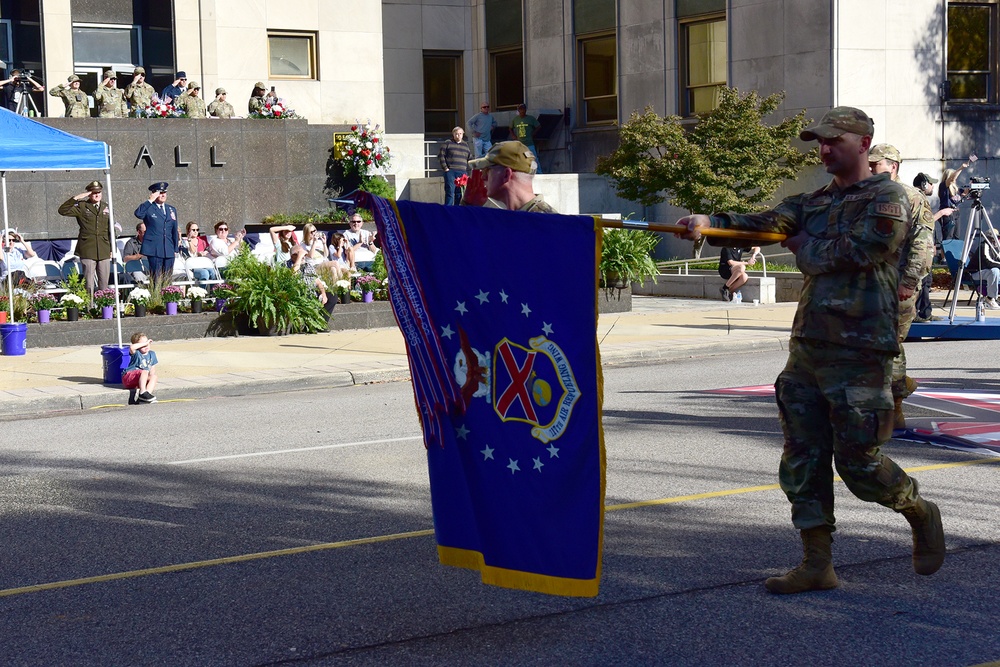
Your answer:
[185,256,222,282]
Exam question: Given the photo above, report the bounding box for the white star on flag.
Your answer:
[533,457,544,472]
[541,322,553,335]
[521,303,531,317]
[455,301,468,315]
[499,289,509,303]
[481,445,494,460]
[440,324,455,339]
[475,289,490,304]
[547,444,560,458]
[455,424,470,440]
[507,458,520,474]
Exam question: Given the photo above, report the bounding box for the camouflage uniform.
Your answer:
[93,85,127,118]
[519,195,556,213]
[125,81,155,111]
[208,99,234,118]
[709,171,923,530]
[48,78,89,118]
[179,93,207,118]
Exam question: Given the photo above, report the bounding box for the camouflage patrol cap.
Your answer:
[133,66,145,75]
[469,141,538,174]
[187,81,200,90]
[85,181,103,193]
[799,106,875,141]
[103,70,116,80]
[254,82,266,90]
[67,74,81,83]
[868,143,902,164]
[215,87,226,96]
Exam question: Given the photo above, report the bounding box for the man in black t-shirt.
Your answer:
[717,246,760,301]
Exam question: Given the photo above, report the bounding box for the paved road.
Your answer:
[1,342,998,666]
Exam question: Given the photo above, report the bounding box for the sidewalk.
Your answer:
[0,295,972,417]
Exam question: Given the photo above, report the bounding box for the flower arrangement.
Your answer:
[213,282,236,299]
[127,287,151,307]
[249,99,301,120]
[60,293,85,307]
[454,173,469,187]
[132,102,187,119]
[93,288,116,308]
[160,285,185,303]
[334,279,351,296]
[355,274,380,294]
[30,292,57,311]
[188,286,208,301]
[341,120,391,179]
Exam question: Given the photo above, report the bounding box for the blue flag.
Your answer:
[366,196,606,597]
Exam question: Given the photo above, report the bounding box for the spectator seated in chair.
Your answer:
[179,221,212,286]
[968,228,1000,310]
[1,230,36,285]
[206,221,245,274]
[343,214,378,271]
[718,246,760,302]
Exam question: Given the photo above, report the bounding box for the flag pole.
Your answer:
[599,218,787,244]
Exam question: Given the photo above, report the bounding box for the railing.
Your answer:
[656,250,796,278]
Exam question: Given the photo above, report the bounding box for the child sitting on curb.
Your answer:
[123,332,159,404]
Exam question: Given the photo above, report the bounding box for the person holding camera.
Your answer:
[937,163,968,241]
[1,68,44,113]
[49,74,90,118]
[1,230,36,285]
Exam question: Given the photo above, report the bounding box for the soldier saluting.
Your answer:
[58,181,112,299]
[675,107,945,594]
[48,74,89,118]
[93,70,127,118]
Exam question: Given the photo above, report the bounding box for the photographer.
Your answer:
[1,230,37,285]
[0,69,44,113]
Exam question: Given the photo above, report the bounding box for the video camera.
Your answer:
[970,176,990,191]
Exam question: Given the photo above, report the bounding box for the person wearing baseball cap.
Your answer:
[868,143,937,429]
[209,87,234,118]
[125,65,155,110]
[675,107,944,594]
[58,181,112,298]
[249,82,267,115]
[161,71,187,104]
[463,141,556,213]
[177,80,206,118]
[48,73,89,118]
[135,183,179,280]
[94,70,127,117]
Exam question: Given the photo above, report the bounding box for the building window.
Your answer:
[423,52,462,135]
[268,31,317,79]
[680,14,727,116]
[72,24,139,67]
[578,34,617,125]
[491,49,523,110]
[947,1,997,103]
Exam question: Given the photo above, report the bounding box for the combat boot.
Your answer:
[893,376,919,429]
[900,496,945,575]
[764,527,839,594]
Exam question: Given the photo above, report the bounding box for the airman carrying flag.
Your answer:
[363,195,606,597]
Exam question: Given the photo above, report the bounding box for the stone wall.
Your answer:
[6,118,346,238]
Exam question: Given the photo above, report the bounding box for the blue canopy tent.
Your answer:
[0,106,125,345]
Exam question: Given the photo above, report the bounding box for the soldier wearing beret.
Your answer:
[208,87,234,118]
[134,182,179,280]
[58,181,112,298]
[177,81,207,118]
[868,143,938,428]
[125,66,155,112]
[677,107,945,594]
[93,70,127,118]
[48,74,90,118]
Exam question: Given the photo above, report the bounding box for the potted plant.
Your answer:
[31,292,58,324]
[212,282,235,311]
[223,254,328,335]
[160,285,185,315]
[0,294,8,324]
[128,287,151,317]
[188,286,208,313]
[59,293,84,321]
[93,288,117,319]
[355,274,379,303]
[335,279,351,304]
[599,227,660,292]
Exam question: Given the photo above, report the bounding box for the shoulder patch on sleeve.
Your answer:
[874,202,904,218]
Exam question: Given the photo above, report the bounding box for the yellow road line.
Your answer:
[1,457,997,599]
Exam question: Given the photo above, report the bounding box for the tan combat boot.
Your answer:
[765,527,839,594]
[901,497,945,575]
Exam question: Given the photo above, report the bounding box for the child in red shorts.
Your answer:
[122,331,159,403]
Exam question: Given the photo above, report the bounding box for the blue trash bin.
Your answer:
[1,323,27,356]
[101,344,132,385]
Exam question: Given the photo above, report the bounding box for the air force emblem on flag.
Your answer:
[493,336,579,443]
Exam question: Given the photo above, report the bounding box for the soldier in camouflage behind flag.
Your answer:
[868,143,935,428]
[676,107,945,594]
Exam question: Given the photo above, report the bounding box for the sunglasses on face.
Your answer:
[217,227,228,231]
[190,228,199,232]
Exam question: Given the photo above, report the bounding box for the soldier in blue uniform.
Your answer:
[134,182,179,280]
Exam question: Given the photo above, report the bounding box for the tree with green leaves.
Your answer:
[596,88,819,257]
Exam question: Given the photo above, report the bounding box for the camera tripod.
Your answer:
[14,84,40,117]
[947,193,997,321]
